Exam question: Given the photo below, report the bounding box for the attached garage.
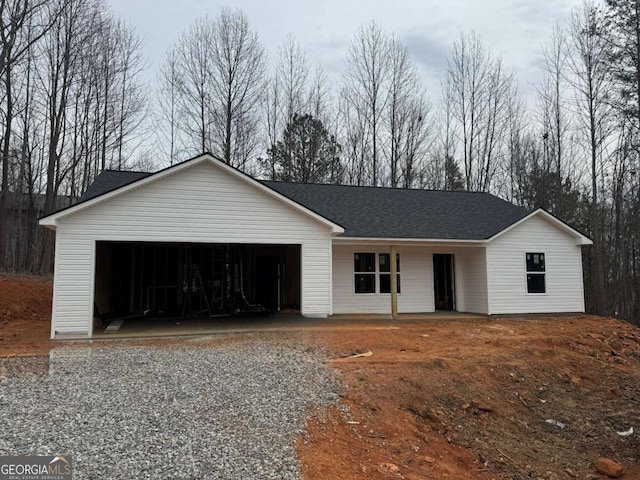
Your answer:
[40,154,343,338]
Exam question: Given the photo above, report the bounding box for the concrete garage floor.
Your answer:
[92,311,487,340]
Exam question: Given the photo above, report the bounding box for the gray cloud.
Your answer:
[403,33,450,76]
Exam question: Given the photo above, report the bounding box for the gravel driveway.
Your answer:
[0,334,339,479]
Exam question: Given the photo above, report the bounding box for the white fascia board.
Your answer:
[332,236,485,246]
[487,208,593,246]
[38,154,345,234]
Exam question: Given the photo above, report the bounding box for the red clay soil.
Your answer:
[0,274,53,357]
[297,316,640,480]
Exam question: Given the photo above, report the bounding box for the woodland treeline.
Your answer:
[0,0,638,324]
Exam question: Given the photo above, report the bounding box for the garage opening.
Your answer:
[94,242,301,329]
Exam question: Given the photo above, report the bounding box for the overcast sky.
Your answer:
[107,0,585,105]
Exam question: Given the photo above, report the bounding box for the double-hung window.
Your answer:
[354,252,401,294]
[525,252,546,294]
[354,253,376,293]
[378,253,401,294]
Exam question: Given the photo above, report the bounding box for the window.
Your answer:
[526,252,546,294]
[354,252,401,294]
[379,253,401,294]
[354,253,376,293]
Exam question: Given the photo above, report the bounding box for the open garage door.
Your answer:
[94,241,301,328]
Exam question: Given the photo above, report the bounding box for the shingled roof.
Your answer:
[79,170,152,202]
[263,181,528,240]
[76,168,529,241]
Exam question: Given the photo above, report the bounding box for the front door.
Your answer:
[433,254,455,310]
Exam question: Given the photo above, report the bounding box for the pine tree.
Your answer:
[265,114,343,184]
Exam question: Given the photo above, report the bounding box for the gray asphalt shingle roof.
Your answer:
[263,181,528,240]
[76,169,529,240]
[79,170,152,202]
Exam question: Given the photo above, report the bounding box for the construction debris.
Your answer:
[339,350,372,359]
[545,419,565,429]
[616,427,633,437]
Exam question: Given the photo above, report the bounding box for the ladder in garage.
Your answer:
[181,264,212,317]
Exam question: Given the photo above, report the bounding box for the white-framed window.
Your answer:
[525,252,546,294]
[354,253,376,294]
[379,253,401,294]
[354,252,400,294]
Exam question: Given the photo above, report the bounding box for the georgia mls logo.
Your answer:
[49,457,71,474]
[0,455,72,480]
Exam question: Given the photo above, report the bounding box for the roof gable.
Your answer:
[39,154,344,234]
[487,208,592,245]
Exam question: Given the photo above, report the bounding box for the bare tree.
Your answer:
[261,35,310,179]
[386,38,434,188]
[540,26,569,175]
[38,0,95,271]
[443,31,516,192]
[338,88,370,186]
[277,35,309,124]
[173,17,215,155]
[111,19,147,170]
[425,79,460,190]
[0,0,63,269]
[307,64,332,125]
[170,9,265,169]
[342,21,390,186]
[156,45,181,166]
[209,8,265,169]
[568,1,615,315]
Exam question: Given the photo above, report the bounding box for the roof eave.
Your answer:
[333,236,487,245]
[39,217,57,230]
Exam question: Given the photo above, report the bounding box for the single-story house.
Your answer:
[40,153,592,339]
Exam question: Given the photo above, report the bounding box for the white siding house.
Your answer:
[40,153,592,339]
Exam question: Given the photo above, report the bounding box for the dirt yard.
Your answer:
[0,274,52,356]
[1,274,639,479]
[298,317,640,480]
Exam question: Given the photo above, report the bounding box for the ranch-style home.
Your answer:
[40,153,592,339]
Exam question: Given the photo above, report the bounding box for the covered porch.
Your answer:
[332,241,489,316]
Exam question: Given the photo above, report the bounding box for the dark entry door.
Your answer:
[255,256,280,311]
[433,254,455,310]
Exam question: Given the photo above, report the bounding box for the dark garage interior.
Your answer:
[94,241,301,329]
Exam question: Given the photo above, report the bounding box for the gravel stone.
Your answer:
[0,334,339,479]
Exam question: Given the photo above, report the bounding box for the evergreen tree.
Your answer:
[443,156,464,191]
[265,114,343,184]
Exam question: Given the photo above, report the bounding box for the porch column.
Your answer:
[390,245,398,319]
